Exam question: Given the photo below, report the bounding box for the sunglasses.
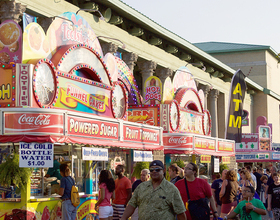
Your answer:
[149,168,163,172]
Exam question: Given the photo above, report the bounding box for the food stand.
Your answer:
[128,66,235,179]
[0,12,163,220]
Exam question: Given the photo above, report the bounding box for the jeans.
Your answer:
[62,199,77,220]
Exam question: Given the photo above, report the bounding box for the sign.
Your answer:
[200,155,211,163]
[194,137,215,151]
[82,147,108,161]
[128,106,159,126]
[160,104,169,131]
[4,112,64,135]
[272,152,280,160]
[16,64,32,107]
[0,67,14,107]
[179,110,204,135]
[222,157,230,164]
[163,135,193,153]
[19,142,53,168]
[225,69,246,142]
[272,143,280,152]
[67,115,119,140]
[258,126,271,151]
[236,154,270,160]
[55,77,112,117]
[123,124,160,145]
[214,158,219,173]
[218,141,235,152]
[133,150,153,162]
[235,134,258,152]
[0,20,22,64]
[143,76,162,104]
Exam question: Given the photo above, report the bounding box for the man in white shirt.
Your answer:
[246,165,257,190]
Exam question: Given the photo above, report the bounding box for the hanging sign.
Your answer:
[200,155,211,163]
[143,76,162,104]
[82,147,108,161]
[19,142,53,168]
[225,69,246,142]
[133,150,153,162]
[214,158,220,173]
[235,134,258,152]
[258,126,271,151]
[272,152,280,160]
[222,156,231,164]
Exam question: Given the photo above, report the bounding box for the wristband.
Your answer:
[253,206,256,211]
[224,215,228,220]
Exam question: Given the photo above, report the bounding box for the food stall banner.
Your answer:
[195,137,215,151]
[4,112,64,135]
[200,155,211,163]
[123,122,161,145]
[214,158,219,172]
[222,156,231,164]
[133,150,153,162]
[235,134,258,152]
[225,69,246,142]
[143,76,162,105]
[19,142,53,168]
[67,115,119,140]
[258,126,271,151]
[128,106,159,126]
[272,152,280,160]
[163,134,193,154]
[82,147,108,161]
[236,153,270,161]
[218,141,235,153]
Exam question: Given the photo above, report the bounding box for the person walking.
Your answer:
[120,160,186,220]
[130,169,150,220]
[267,172,280,220]
[168,164,182,184]
[175,162,219,220]
[211,169,228,216]
[223,186,266,220]
[253,167,262,196]
[112,165,132,220]
[219,169,239,218]
[266,166,277,220]
[246,166,257,190]
[95,170,115,220]
[59,164,77,220]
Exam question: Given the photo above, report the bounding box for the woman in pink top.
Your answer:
[95,170,115,220]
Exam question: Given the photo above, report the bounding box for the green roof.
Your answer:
[194,42,274,54]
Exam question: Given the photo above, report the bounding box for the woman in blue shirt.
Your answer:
[59,164,77,220]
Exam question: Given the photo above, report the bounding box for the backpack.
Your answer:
[66,176,80,207]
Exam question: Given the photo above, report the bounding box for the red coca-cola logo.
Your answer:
[168,136,187,144]
[18,114,50,126]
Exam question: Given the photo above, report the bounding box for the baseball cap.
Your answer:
[149,160,164,169]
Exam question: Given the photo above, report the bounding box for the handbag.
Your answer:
[184,178,210,220]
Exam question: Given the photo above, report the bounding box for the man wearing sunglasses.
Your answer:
[120,160,186,220]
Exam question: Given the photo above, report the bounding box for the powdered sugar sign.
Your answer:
[235,133,258,152]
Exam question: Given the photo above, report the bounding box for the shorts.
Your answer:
[99,206,113,218]
[221,201,237,214]
[112,203,126,220]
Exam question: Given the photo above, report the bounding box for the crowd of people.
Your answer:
[58,161,280,220]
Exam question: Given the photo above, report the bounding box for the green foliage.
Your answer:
[132,162,149,179]
[171,159,185,168]
[220,163,229,174]
[0,153,31,192]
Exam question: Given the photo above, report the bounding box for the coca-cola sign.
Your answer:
[4,112,64,135]
[163,135,193,149]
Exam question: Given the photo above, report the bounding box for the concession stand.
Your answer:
[128,67,235,179]
[0,12,162,220]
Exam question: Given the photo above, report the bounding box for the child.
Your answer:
[260,175,268,206]
[223,186,266,220]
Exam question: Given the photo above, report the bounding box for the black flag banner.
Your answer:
[225,69,247,142]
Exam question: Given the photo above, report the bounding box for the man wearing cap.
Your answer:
[120,160,186,220]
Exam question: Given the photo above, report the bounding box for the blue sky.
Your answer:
[121,0,280,53]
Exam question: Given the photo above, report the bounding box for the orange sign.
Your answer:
[201,155,211,163]
[0,67,14,107]
[222,156,231,164]
[218,141,234,152]
[128,107,159,126]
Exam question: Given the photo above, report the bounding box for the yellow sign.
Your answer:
[222,156,231,164]
[200,155,211,163]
